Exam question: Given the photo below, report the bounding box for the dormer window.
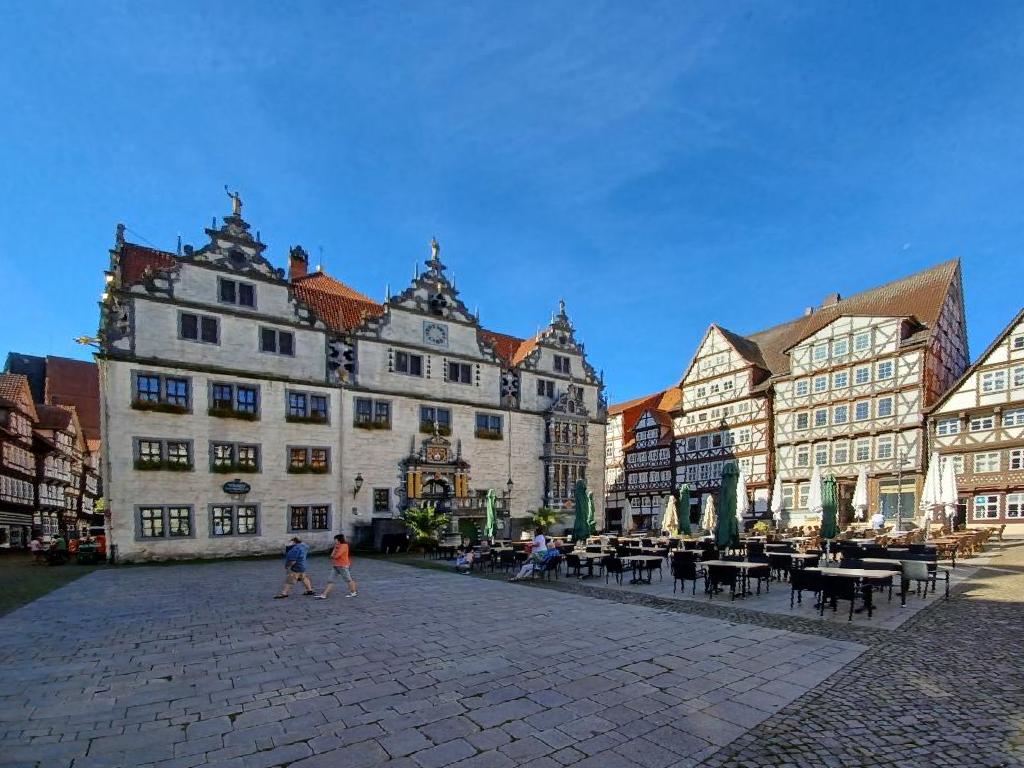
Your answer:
[219,277,256,308]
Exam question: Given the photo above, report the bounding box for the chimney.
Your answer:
[288,245,309,281]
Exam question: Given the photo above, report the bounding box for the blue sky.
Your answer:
[1,2,1021,403]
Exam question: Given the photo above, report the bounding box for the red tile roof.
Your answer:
[480,330,526,363]
[0,373,38,421]
[44,356,100,441]
[291,272,385,332]
[120,243,177,284]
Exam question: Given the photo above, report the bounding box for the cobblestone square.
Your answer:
[1,543,1023,768]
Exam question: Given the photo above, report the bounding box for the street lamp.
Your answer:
[504,477,514,537]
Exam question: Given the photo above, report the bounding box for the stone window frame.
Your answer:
[286,388,331,424]
[287,504,332,532]
[218,276,258,309]
[353,396,391,429]
[208,381,261,418]
[132,437,195,471]
[446,361,474,385]
[553,354,571,374]
[177,309,221,346]
[135,504,195,540]
[475,412,503,439]
[259,326,296,357]
[286,445,332,474]
[131,370,194,412]
[209,503,261,537]
[394,350,425,377]
[209,441,262,473]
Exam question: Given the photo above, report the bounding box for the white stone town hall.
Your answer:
[98,197,606,561]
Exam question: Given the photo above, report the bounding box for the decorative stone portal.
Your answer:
[401,425,508,520]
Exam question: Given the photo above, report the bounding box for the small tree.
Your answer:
[400,503,451,552]
[532,507,559,531]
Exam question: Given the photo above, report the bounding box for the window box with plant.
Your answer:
[131,400,189,415]
[420,420,451,435]
[133,459,192,472]
[211,461,259,474]
[286,412,329,425]
[287,464,331,475]
[208,405,260,421]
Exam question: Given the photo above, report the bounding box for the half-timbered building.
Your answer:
[606,260,969,531]
[604,391,662,531]
[772,261,968,524]
[622,391,677,529]
[0,374,38,548]
[33,405,86,539]
[672,325,779,524]
[929,308,1024,527]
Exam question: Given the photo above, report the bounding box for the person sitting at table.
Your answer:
[870,510,885,531]
[454,546,475,574]
[510,527,548,581]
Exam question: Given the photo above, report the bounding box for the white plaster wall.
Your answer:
[105,360,341,561]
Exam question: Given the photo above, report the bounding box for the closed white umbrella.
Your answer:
[735,469,750,524]
[921,452,945,539]
[770,475,784,526]
[622,498,635,534]
[808,464,824,524]
[852,466,869,521]
[700,494,716,533]
[941,456,960,529]
[661,494,679,535]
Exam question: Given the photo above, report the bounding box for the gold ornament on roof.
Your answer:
[224,185,243,216]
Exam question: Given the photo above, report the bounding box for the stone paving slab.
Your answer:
[0,556,864,767]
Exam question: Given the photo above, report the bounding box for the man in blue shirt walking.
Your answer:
[275,537,315,598]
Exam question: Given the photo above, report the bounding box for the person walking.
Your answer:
[29,536,44,565]
[317,534,357,599]
[275,537,314,598]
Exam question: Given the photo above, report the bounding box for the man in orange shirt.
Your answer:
[316,534,358,599]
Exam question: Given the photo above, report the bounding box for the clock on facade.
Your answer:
[423,321,448,346]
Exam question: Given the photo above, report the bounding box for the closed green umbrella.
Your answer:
[821,474,840,540]
[679,485,691,536]
[586,491,597,535]
[716,464,740,551]
[484,489,497,540]
[572,479,590,543]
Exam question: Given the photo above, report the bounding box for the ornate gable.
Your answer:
[389,238,478,326]
[184,190,282,280]
[515,300,601,386]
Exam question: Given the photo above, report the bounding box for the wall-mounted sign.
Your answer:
[222,479,251,495]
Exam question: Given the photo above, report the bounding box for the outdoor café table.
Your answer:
[774,552,819,568]
[807,567,894,614]
[619,554,664,584]
[700,560,770,597]
[568,551,604,578]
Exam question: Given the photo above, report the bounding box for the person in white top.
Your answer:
[870,511,885,531]
[510,527,548,581]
